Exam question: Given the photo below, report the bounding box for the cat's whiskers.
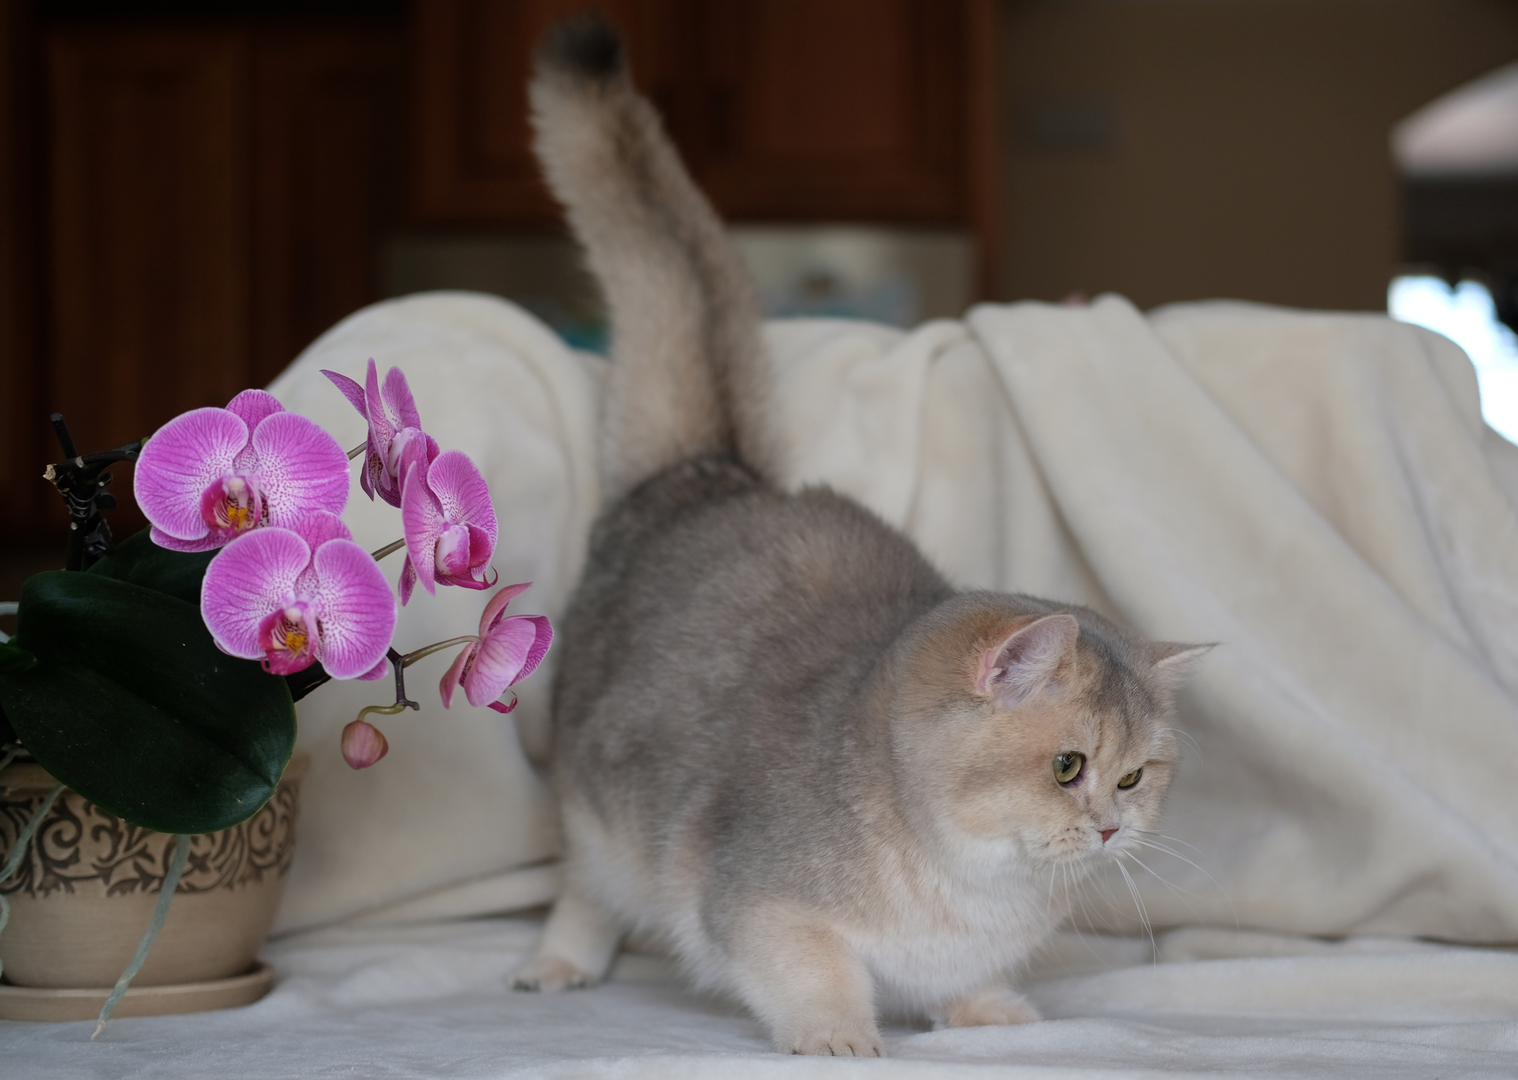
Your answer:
[1128,838,1232,899]
[1118,849,1208,925]
[1138,829,1206,857]
[1113,857,1158,966]
[1084,863,1135,938]
[1059,863,1104,963]
[1128,833,1239,929]
[1171,728,1204,763]
[1080,868,1129,941]
[1125,839,1221,899]
[1070,861,1109,939]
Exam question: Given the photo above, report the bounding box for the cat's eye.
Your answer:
[1117,768,1143,789]
[1053,752,1084,785]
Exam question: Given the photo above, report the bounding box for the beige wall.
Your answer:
[998,0,1518,312]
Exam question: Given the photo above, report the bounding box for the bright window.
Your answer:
[1388,275,1518,444]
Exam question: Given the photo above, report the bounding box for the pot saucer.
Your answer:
[0,960,274,1022]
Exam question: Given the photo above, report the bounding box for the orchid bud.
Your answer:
[341,719,389,770]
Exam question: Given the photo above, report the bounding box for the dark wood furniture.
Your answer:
[4,11,403,540]
[0,0,996,541]
[413,0,997,235]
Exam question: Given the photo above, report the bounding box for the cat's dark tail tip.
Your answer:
[536,11,625,85]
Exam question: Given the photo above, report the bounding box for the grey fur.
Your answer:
[530,14,779,499]
[523,14,1207,1057]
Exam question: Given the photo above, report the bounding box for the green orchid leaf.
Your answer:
[0,640,36,673]
[0,571,295,834]
[87,527,218,605]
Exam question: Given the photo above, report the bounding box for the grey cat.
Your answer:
[514,14,1210,1057]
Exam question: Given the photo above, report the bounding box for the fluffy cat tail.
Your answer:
[530,14,779,500]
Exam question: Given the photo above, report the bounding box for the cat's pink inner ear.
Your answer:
[1148,641,1215,689]
[977,613,1079,703]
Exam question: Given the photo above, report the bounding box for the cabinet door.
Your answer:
[252,28,403,387]
[411,0,973,225]
[44,26,403,540]
[412,0,676,224]
[693,0,966,222]
[48,28,251,536]
[0,0,42,538]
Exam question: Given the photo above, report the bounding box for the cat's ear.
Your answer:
[976,613,1079,705]
[1147,641,1215,690]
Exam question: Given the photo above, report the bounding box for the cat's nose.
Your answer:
[1100,828,1118,843]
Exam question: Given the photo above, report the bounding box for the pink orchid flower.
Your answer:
[439,583,552,714]
[322,359,439,509]
[398,450,499,604]
[200,511,396,678]
[135,389,350,553]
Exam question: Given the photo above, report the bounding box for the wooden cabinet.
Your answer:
[251,30,403,388]
[411,0,994,227]
[48,29,253,491]
[4,23,402,540]
[692,0,966,221]
[1,2,997,541]
[0,0,42,539]
[412,0,677,223]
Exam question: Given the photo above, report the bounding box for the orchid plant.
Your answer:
[0,361,551,1029]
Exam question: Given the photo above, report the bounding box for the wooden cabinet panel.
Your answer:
[48,29,250,535]
[34,25,403,541]
[252,29,403,387]
[412,0,980,226]
[0,0,43,538]
[413,0,667,223]
[695,0,965,221]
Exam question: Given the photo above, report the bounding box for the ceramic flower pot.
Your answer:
[0,751,307,1016]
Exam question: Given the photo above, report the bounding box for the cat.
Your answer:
[513,13,1210,1057]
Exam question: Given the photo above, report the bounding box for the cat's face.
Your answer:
[894,602,1205,873]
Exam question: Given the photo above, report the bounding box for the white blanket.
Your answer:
[9,918,1518,1078]
[10,290,1518,1076]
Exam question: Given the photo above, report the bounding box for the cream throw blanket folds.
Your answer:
[271,288,1518,945]
[17,290,1515,1077]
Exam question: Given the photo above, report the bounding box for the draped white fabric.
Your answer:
[10,918,1518,1078]
[772,298,1518,944]
[15,289,1517,1077]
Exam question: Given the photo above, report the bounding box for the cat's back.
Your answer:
[551,457,952,803]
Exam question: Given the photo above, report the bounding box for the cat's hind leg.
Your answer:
[727,908,883,1057]
[513,885,622,991]
[932,984,1042,1028]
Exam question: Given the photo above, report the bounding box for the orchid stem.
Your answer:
[355,639,475,727]
[347,441,365,461]
[386,647,420,713]
[356,701,412,724]
[400,637,476,668]
[45,415,144,572]
[370,538,406,561]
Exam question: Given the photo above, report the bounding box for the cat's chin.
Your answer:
[1025,839,1131,872]
[940,826,1131,877]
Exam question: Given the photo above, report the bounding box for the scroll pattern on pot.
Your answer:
[0,784,298,898]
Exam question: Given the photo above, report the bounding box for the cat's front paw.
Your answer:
[937,985,1041,1028]
[512,954,598,992]
[782,1021,884,1057]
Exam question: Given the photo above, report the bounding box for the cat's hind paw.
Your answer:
[512,955,598,992]
[936,985,1042,1028]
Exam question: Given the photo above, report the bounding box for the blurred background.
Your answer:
[2,0,1517,593]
